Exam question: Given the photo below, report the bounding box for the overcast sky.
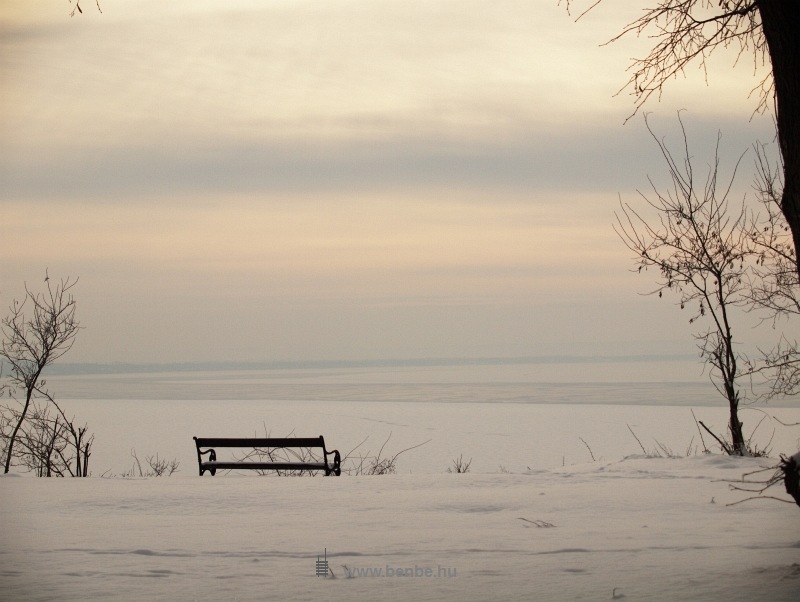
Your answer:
[1,1,778,365]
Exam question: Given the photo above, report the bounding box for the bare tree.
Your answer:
[1,273,81,473]
[744,144,800,399]
[615,114,753,454]
[563,0,800,282]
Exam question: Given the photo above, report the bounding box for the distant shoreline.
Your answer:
[36,354,699,376]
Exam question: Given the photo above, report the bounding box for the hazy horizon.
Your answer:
[31,350,695,373]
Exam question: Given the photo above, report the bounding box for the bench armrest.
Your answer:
[194,439,217,476]
[198,448,216,460]
[325,448,342,476]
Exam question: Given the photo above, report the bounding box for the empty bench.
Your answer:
[193,436,341,476]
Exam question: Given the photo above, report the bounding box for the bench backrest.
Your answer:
[194,436,326,449]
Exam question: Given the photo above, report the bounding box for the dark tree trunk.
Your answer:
[781,454,800,507]
[758,0,800,283]
[728,398,746,455]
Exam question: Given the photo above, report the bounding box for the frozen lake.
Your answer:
[39,363,800,477]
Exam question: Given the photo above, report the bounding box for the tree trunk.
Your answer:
[728,398,746,455]
[758,0,800,283]
[782,453,800,507]
[722,367,747,455]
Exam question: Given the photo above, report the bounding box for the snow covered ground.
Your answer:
[2,397,799,601]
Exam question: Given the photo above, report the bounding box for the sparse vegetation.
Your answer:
[219,426,430,476]
[628,423,700,458]
[222,426,325,477]
[1,273,92,476]
[517,517,555,528]
[446,454,472,473]
[121,449,180,477]
[341,432,430,476]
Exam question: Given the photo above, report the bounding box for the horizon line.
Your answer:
[36,353,698,376]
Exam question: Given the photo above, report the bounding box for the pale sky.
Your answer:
[1,0,778,365]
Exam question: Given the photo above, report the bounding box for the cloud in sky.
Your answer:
[0,0,779,364]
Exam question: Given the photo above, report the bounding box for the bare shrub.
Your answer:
[627,424,698,458]
[342,432,430,476]
[122,449,180,477]
[447,454,472,473]
[230,426,322,477]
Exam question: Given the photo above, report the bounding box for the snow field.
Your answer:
[1,401,799,600]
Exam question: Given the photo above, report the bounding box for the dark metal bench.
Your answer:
[193,436,341,476]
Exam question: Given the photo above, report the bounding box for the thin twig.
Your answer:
[579,437,596,462]
[627,424,647,455]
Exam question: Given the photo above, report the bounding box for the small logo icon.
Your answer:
[316,548,329,577]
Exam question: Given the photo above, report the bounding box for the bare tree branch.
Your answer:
[1,273,84,474]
